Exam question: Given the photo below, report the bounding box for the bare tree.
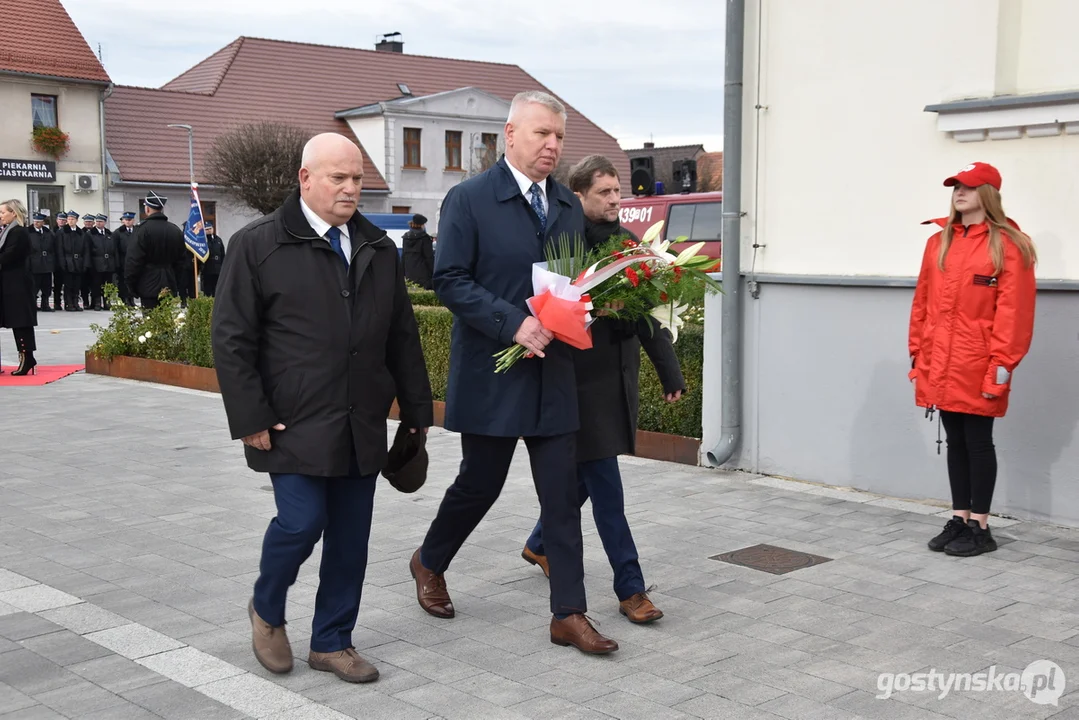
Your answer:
[206,122,310,215]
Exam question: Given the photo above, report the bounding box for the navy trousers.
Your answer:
[526,456,645,602]
[421,432,587,616]
[252,460,377,654]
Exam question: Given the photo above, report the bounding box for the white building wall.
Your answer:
[740,0,1079,280]
[344,116,387,179]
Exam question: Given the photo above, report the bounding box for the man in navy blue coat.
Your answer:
[409,90,618,654]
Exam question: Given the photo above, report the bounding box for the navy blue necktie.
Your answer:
[529,182,547,232]
[325,226,348,267]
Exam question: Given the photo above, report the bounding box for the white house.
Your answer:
[704,0,1079,526]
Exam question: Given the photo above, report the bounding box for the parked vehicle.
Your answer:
[618,191,722,258]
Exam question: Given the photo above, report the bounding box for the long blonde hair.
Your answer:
[938,185,1036,275]
[0,198,26,226]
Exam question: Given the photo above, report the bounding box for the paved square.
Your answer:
[2,315,1079,718]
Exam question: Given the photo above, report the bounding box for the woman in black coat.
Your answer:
[0,199,38,375]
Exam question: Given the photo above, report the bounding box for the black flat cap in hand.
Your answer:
[382,423,429,493]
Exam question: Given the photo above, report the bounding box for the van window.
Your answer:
[666,202,722,242]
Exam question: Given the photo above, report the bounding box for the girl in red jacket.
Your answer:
[908,162,1037,557]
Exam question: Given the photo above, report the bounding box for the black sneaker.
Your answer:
[944,519,997,557]
[928,516,968,552]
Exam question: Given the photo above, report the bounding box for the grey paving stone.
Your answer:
[32,679,127,717]
[67,654,169,695]
[0,649,85,697]
[19,630,114,667]
[0,613,63,642]
[122,679,248,720]
[0,682,38,715]
[0,707,68,720]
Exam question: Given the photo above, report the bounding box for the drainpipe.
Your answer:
[100,83,113,216]
[706,0,746,467]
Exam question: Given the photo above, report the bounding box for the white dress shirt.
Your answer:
[505,159,548,215]
[299,197,351,265]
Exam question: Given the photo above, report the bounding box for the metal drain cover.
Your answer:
[710,543,832,575]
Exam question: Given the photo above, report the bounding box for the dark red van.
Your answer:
[618,191,722,258]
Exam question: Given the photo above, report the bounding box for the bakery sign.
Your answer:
[0,159,56,182]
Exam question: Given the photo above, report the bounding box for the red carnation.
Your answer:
[641,263,653,280]
[625,267,640,287]
[613,251,624,260]
[660,292,668,302]
[673,266,683,283]
[622,239,637,248]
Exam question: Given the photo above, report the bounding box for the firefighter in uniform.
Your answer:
[199,221,225,297]
[59,211,87,311]
[87,214,118,310]
[28,212,56,312]
[113,211,137,305]
[125,192,188,309]
[52,212,67,310]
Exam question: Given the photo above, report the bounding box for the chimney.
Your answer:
[643,141,655,149]
[376,32,404,53]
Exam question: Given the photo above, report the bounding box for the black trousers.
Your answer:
[33,273,53,308]
[202,273,219,297]
[64,270,82,309]
[140,295,159,310]
[12,327,36,353]
[80,268,93,306]
[53,272,64,309]
[90,270,112,309]
[940,410,997,514]
[420,432,586,615]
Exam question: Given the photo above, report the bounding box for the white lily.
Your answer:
[641,220,665,246]
[672,241,707,266]
[649,302,689,343]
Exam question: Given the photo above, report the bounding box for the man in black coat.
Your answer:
[212,133,432,684]
[401,213,434,289]
[112,212,137,305]
[521,155,685,624]
[198,221,225,297]
[58,211,87,311]
[125,192,187,309]
[409,91,618,654]
[88,214,118,310]
[80,214,96,309]
[28,213,56,311]
[52,213,67,310]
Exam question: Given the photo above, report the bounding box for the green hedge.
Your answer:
[91,284,704,437]
[407,288,441,307]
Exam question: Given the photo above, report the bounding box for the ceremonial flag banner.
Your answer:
[184,184,210,261]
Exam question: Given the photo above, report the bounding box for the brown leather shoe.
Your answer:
[248,597,293,674]
[521,546,550,578]
[308,647,379,683]
[619,592,664,624]
[550,614,619,654]
[409,548,454,618]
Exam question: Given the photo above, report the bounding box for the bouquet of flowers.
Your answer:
[493,221,721,373]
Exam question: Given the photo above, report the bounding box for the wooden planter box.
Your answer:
[86,354,701,465]
[85,352,220,393]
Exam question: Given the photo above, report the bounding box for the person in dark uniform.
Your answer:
[520,155,685,624]
[113,212,137,306]
[28,212,56,312]
[125,192,187,309]
[88,214,118,310]
[199,221,225,297]
[80,213,95,309]
[52,212,67,310]
[401,213,434,289]
[59,211,87,311]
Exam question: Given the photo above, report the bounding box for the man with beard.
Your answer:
[28,212,56,311]
[125,192,187,309]
[520,154,685,624]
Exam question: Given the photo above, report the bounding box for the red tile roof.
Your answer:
[0,0,110,83]
[105,37,630,192]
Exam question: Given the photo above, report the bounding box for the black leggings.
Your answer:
[939,410,996,514]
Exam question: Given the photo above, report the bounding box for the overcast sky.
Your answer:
[64,0,724,152]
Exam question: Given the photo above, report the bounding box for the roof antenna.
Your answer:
[97,43,103,62]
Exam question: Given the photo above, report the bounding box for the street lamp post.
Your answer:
[166,123,197,298]
[166,122,196,183]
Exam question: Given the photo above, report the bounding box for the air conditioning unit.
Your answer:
[72,174,100,193]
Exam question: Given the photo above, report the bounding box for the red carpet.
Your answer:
[0,364,84,386]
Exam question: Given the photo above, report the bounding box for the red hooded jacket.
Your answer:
[908,218,1036,417]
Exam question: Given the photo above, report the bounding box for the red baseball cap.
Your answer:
[943,162,1002,190]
